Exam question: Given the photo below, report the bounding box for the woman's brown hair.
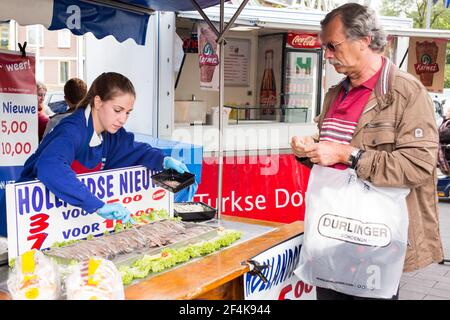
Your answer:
[78,72,136,109]
[64,77,87,111]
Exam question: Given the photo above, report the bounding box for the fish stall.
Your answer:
[0,0,307,300]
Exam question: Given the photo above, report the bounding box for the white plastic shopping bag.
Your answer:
[294,165,410,298]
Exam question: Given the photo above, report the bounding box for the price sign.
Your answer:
[0,50,38,236]
[6,165,173,260]
[1,120,33,160]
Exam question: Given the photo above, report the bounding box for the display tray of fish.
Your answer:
[174,202,217,221]
[150,169,195,193]
[43,219,220,264]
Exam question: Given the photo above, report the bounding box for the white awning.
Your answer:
[382,27,450,40]
[178,4,450,40]
[0,0,230,45]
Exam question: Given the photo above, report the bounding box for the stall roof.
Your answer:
[178,4,450,40]
[0,0,229,45]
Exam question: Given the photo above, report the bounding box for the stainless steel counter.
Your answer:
[0,219,277,299]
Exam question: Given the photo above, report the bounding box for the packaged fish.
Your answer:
[65,257,124,300]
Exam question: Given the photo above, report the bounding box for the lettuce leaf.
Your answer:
[119,229,242,285]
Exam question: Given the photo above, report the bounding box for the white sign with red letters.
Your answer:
[0,50,38,166]
[6,165,173,260]
[244,234,316,300]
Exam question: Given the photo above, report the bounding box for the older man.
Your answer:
[291,3,443,300]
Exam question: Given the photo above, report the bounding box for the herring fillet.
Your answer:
[45,220,216,261]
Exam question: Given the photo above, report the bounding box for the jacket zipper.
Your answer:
[362,103,377,115]
[365,122,395,129]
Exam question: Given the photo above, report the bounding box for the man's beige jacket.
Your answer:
[316,58,443,272]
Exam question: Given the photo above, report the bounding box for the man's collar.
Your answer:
[342,57,384,92]
[335,56,396,107]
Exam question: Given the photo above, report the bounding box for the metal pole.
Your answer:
[188,0,251,220]
[217,0,225,220]
[189,0,221,38]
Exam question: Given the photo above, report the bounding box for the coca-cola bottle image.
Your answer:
[260,50,277,116]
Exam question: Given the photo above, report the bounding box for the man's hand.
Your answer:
[304,141,353,166]
[290,136,315,158]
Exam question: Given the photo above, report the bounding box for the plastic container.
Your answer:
[174,202,217,221]
[7,249,61,300]
[151,169,195,193]
[65,257,124,300]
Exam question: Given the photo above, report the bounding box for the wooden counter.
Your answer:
[125,216,303,300]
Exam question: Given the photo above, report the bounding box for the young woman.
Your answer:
[7,72,191,234]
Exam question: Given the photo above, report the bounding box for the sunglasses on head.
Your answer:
[321,39,346,52]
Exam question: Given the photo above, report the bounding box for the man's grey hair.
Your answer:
[320,3,387,53]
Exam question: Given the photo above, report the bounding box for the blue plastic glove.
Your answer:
[97,203,134,223]
[174,180,199,202]
[163,156,189,174]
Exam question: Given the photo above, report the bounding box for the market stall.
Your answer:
[0,0,311,301]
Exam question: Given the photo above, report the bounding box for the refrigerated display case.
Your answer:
[257,32,323,123]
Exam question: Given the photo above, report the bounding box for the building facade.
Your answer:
[0,21,84,91]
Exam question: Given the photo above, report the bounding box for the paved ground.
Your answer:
[399,200,450,300]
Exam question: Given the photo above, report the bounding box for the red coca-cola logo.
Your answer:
[414,63,439,74]
[260,93,277,106]
[199,54,219,66]
[152,189,166,200]
[182,38,198,53]
[287,33,321,49]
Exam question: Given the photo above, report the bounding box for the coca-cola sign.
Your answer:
[287,33,321,49]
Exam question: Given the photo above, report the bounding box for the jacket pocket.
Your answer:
[363,122,396,152]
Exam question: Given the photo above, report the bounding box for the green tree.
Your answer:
[380,0,450,29]
[380,0,413,17]
[381,0,450,88]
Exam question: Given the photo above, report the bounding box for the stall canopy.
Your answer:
[0,0,229,45]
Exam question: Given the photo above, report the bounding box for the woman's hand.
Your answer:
[163,157,189,174]
[97,203,135,224]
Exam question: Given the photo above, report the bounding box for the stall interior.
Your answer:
[174,18,325,126]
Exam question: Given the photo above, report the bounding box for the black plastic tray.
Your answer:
[151,169,195,193]
[174,202,217,221]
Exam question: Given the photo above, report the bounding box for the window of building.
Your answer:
[58,29,71,48]
[26,25,44,47]
[59,61,70,84]
[36,60,44,82]
[0,23,9,49]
